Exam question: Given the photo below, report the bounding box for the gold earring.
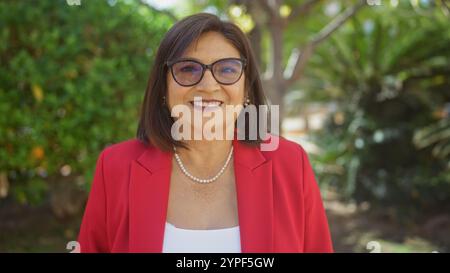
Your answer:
[244,97,250,107]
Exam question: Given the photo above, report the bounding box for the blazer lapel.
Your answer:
[128,137,274,253]
[129,145,172,252]
[233,138,274,253]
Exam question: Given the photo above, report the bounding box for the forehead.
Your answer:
[181,31,241,63]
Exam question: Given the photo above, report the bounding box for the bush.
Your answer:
[0,0,172,205]
[301,3,450,217]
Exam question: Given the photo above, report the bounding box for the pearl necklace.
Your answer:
[173,146,233,184]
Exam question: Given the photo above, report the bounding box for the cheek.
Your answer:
[226,81,245,104]
[167,79,188,109]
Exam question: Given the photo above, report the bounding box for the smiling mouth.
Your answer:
[189,100,224,111]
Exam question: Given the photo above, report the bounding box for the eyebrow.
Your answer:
[176,56,241,63]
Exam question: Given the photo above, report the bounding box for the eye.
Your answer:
[173,61,202,74]
[179,65,199,72]
[220,66,237,73]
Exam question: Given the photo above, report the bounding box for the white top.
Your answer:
[162,222,241,253]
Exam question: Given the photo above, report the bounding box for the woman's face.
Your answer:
[166,31,246,139]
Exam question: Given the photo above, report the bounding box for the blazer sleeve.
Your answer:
[77,149,110,253]
[299,146,334,253]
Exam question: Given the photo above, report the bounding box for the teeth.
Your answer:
[192,101,222,107]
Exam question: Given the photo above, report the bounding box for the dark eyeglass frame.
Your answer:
[166,57,247,87]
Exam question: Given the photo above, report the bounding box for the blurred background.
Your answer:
[0,0,449,252]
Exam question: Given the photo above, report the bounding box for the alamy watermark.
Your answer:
[169,97,279,151]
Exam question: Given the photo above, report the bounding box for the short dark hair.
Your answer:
[137,13,268,152]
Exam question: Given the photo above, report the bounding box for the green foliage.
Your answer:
[301,3,450,214]
[414,118,450,160]
[0,0,173,204]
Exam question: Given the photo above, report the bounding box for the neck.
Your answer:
[174,139,233,178]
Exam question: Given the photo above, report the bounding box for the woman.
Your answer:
[78,13,333,253]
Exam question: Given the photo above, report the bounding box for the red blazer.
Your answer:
[78,134,333,253]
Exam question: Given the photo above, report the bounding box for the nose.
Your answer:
[196,68,220,90]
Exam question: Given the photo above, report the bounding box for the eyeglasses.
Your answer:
[166,58,246,87]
